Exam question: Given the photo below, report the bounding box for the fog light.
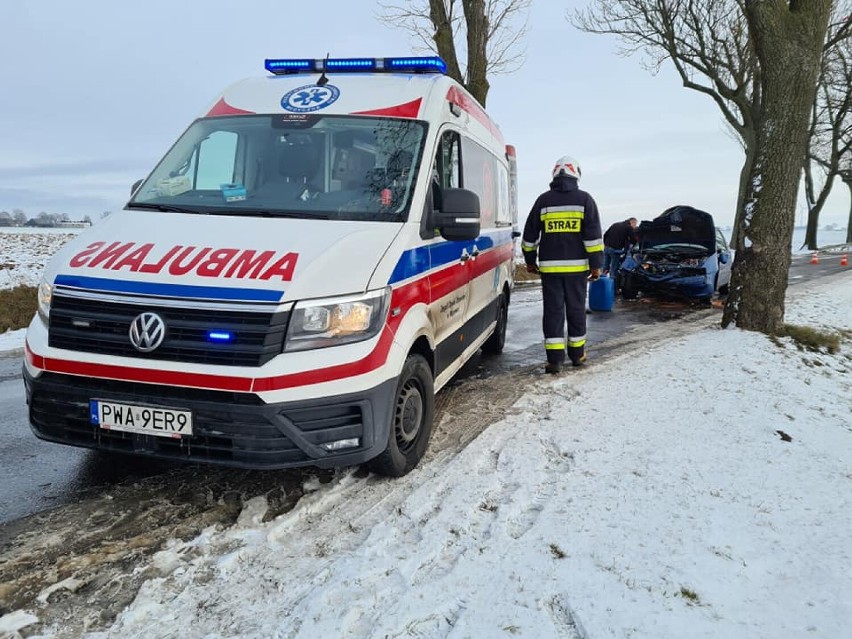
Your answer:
[321,438,360,452]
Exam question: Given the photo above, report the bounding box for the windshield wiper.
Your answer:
[127,202,329,219]
[228,209,329,220]
[127,202,202,214]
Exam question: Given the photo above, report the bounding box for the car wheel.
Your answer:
[718,282,730,295]
[481,291,508,355]
[367,353,434,477]
[621,276,639,299]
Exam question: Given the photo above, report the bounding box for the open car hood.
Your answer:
[637,206,716,255]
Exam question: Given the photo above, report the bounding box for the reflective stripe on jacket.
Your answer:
[522,176,603,273]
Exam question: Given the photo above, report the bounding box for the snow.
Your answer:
[0,228,78,290]
[11,276,844,638]
[2,228,850,638]
[0,327,26,354]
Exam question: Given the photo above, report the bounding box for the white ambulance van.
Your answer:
[24,56,518,476]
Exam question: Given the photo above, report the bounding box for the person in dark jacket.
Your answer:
[603,217,638,282]
[522,156,604,374]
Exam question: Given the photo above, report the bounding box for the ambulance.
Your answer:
[24,56,518,476]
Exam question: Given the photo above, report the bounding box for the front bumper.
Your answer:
[623,270,713,299]
[23,368,396,470]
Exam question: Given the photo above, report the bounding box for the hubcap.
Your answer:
[395,381,423,450]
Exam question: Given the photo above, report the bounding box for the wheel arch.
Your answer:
[409,335,435,376]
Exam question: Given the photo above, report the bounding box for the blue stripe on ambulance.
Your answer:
[53,274,283,303]
[388,230,513,284]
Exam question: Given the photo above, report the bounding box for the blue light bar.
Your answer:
[265,58,316,74]
[207,330,234,343]
[326,58,376,71]
[265,56,447,76]
[385,56,447,74]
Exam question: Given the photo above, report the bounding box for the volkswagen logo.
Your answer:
[128,312,166,352]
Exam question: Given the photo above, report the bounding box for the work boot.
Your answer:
[544,362,562,375]
[571,354,588,367]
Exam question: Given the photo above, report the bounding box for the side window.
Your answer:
[460,137,505,228]
[438,131,461,190]
[495,163,510,225]
[193,131,238,189]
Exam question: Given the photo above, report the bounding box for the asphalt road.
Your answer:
[0,252,848,525]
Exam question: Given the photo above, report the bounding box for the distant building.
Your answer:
[58,220,93,228]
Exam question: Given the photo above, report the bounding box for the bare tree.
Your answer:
[378,0,531,106]
[573,1,845,334]
[572,1,758,250]
[719,1,832,333]
[841,162,852,243]
[803,12,852,250]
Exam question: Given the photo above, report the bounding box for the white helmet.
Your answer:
[552,155,581,180]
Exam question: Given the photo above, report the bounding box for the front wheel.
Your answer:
[367,354,435,477]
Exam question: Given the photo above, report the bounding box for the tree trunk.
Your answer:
[731,131,757,252]
[802,165,836,251]
[461,0,490,105]
[845,175,852,244]
[429,0,464,86]
[723,1,832,334]
[803,208,820,250]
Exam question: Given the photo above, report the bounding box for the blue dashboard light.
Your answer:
[208,330,234,343]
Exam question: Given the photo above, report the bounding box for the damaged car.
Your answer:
[617,205,732,302]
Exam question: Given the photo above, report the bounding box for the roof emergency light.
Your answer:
[265,56,447,76]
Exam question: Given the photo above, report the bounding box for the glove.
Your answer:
[588,268,601,281]
[525,263,539,274]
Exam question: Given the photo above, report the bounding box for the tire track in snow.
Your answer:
[1,307,724,636]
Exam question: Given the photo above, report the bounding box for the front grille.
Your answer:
[27,372,372,469]
[49,294,289,367]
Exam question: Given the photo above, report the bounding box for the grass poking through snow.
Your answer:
[0,286,37,333]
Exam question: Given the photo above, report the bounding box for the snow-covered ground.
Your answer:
[0,229,78,291]
[2,275,848,639]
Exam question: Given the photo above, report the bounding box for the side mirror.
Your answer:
[719,251,730,264]
[131,179,144,196]
[435,188,480,241]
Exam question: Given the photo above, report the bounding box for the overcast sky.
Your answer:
[1,0,848,229]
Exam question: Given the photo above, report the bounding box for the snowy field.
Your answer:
[0,228,79,290]
[2,274,848,638]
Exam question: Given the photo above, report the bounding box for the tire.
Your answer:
[367,353,434,477]
[621,278,639,300]
[481,291,508,355]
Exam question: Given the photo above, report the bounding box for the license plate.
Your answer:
[90,400,193,438]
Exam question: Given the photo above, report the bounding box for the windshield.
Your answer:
[129,114,427,222]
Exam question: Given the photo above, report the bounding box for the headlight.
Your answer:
[284,288,390,352]
[37,278,53,323]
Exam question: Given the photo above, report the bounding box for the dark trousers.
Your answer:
[541,273,588,366]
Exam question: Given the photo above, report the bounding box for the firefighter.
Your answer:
[603,217,638,285]
[522,156,603,374]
